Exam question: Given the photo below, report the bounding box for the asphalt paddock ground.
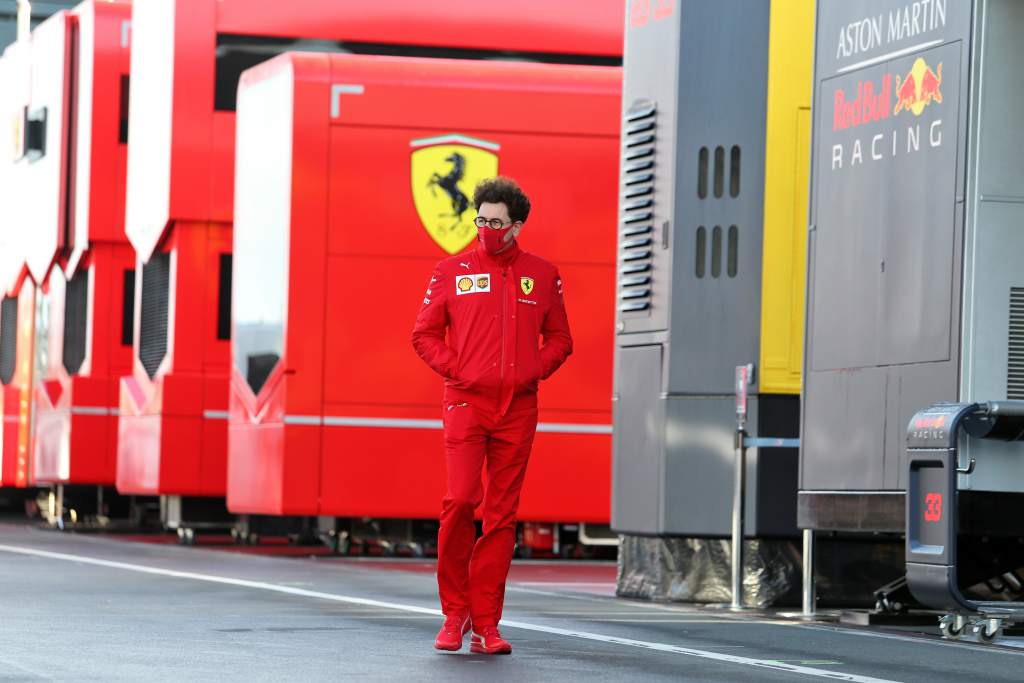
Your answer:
[1,524,1022,682]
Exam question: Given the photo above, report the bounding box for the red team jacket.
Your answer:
[412,242,573,416]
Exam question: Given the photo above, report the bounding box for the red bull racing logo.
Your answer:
[829,56,945,171]
[894,58,943,116]
[913,414,946,431]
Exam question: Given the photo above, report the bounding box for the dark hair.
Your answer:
[473,176,531,223]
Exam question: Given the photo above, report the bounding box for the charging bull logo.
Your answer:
[894,58,942,117]
[411,134,500,255]
[913,415,947,431]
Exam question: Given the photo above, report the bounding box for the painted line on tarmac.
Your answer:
[0,543,898,683]
[575,618,783,625]
[0,653,52,681]
[516,581,618,587]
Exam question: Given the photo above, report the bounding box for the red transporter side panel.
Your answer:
[0,278,37,488]
[0,43,29,489]
[126,0,624,261]
[214,1,623,61]
[117,224,232,496]
[20,11,73,285]
[117,0,231,496]
[33,1,135,487]
[229,54,619,521]
[121,0,622,499]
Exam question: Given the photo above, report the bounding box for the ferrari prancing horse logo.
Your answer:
[411,134,500,255]
[520,277,534,296]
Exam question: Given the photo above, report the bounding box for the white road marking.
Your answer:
[0,543,898,682]
[517,581,617,587]
[575,618,783,625]
[506,585,621,602]
[797,623,1024,655]
[0,651,53,680]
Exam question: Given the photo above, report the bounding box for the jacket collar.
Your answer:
[476,240,521,268]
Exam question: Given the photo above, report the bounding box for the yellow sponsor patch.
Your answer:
[520,277,534,296]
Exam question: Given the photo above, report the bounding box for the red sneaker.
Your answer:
[470,626,512,655]
[434,613,471,651]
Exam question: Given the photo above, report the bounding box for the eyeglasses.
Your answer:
[474,216,517,230]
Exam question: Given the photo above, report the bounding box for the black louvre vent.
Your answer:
[62,269,89,375]
[617,99,656,314]
[217,254,232,341]
[122,269,135,346]
[0,296,17,385]
[1008,288,1024,399]
[139,253,170,379]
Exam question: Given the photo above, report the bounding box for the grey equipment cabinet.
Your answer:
[612,0,798,538]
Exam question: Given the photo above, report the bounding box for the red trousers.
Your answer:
[437,397,538,627]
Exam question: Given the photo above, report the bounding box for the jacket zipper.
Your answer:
[500,268,507,391]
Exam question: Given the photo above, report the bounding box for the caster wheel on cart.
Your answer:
[177,528,196,546]
[973,619,1002,644]
[939,621,963,640]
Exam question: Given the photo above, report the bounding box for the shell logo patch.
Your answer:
[520,277,534,296]
[456,274,491,296]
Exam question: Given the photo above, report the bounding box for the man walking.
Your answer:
[412,177,572,654]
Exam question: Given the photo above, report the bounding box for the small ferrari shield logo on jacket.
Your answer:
[520,277,534,296]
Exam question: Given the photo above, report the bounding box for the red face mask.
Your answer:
[478,224,515,255]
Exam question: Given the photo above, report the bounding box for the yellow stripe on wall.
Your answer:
[759,0,815,395]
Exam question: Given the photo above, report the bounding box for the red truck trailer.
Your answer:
[0,274,36,491]
[0,37,35,491]
[117,0,622,538]
[20,2,135,500]
[229,52,619,548]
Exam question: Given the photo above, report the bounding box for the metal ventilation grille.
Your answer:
[139,252,170,379]
[617,99,656,313]
[1009,287,1024,399]
[62,269,89,375]
[0,296,17,385]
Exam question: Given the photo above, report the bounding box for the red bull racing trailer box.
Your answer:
[803,0,1024,608]
[228,52,619,525]
[19,1,135,490]
[117,0,622,534]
